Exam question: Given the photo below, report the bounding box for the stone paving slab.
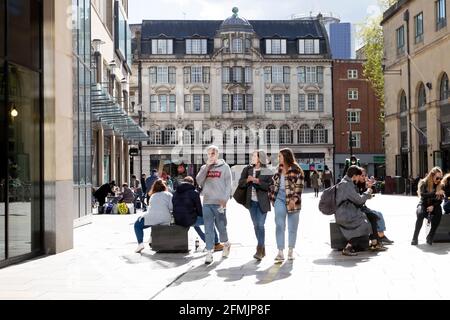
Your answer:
[1,192,450,300]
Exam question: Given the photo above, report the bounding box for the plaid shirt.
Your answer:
[269,166,305,213]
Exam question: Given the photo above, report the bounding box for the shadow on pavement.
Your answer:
[255,261,294,285]
[120,250,205,267]
[415,243,450,255]
[312,251,373,268]
[168,257,226,286]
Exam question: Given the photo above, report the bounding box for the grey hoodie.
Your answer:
[196,159,233,205]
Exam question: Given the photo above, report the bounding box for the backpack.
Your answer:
[118,202,129,215]
[319,183,340,215]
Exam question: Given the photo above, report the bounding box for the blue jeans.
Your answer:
[249,201,267,246]
[194,216,219,244]
[444,200,450,214]
[203,204,229,251]
[134,217,151,244]
[274,199,300,250]
[371,210,386,232]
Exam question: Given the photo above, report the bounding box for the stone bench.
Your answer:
[330,222,369,251]
[433,214,450,242]
[150,225,189,253]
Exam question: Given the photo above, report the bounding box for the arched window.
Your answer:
[265,125,277,145]
[148,126,162,145]
[298,125,310,144]
[440,73,449,101]
[418,83,426,108]
[183,125,194,145]
[313,124,326,144]
[400,90,407,112]
[280,125,292,145]
[163,125,178,145]
[202,125,213,145]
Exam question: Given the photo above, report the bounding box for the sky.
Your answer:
[128,0,384,25]
[128,0,385,48]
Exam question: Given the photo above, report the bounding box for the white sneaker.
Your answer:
[205,251,214,265]
[135,243,145,253]
[274,250,285,264]
[222,242,231,258]
[288,248,295,260]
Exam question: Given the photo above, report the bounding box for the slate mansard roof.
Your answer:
[141,19,328,41]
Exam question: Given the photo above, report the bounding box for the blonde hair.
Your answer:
[418,167,443,197]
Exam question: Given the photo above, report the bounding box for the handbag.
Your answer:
[233,185,248,207]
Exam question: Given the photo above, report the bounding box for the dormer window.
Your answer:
[151,39,173,55]
[299,39,320,54]
[186,39,207,54]
[265,39,287,55]
[232,37,243,53]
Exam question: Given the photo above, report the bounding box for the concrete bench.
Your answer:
[330,222,369,251]
[150,225,189,253]
[432,214,450,242]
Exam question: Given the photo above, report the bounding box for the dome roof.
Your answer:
[219,7,254,33]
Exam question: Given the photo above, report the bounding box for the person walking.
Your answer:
[311,170,320,198]
[134,179,173,253]
[322,165,333,189]
[238,150,273,261]
[268,148,305,263]
[145,169,159,204]
[411,167,445,246]
[196,145,233,265]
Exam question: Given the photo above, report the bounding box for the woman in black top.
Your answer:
[411,167,445,245]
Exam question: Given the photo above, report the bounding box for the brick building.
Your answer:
[333,59,385,178]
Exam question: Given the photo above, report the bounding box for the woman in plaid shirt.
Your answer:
[269,148,305,263]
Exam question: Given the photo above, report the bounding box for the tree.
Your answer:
[359,0,397,124]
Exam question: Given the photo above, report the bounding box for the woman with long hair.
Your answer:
[238,150,273,261]
[134,179,173,253]
[442,173,450,214]
[411,167,445,246]
[268,148,305,263]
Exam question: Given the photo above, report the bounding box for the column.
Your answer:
[98,127,105,186]
[111,135,116,183]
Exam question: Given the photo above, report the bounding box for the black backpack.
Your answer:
[319,183,340,215]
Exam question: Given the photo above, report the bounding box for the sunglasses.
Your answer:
[435,177,443,181]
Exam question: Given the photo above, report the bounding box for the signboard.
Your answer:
[373,156,386,164]
[129,148,139,157]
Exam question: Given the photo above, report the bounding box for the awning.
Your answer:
[91,84,148,142]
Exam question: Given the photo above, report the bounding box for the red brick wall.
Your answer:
[333,60,384,155]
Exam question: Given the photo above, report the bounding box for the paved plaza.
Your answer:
[1,192,450,300]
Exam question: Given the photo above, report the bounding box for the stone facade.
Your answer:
[382,0,450,177]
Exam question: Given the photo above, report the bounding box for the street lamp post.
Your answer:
[138,60,143,178]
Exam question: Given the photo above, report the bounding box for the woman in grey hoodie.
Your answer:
[134,179,173,253]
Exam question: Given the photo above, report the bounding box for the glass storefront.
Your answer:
[1,0,43,265]
[72,0,92,219]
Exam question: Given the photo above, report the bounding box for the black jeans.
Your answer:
[412,206,442,242]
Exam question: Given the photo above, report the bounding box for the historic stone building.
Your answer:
[382,0,450,178]
[130,8,334,184]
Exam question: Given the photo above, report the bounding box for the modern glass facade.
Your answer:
[72,0,92,220]
[1,0,43,266]
[330,23,355,59]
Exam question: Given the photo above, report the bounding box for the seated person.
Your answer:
[335,166,373,256]
[120,183,135,204]
[173,177,223,251]
[356,170,392,248]
[134,179,173,253]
